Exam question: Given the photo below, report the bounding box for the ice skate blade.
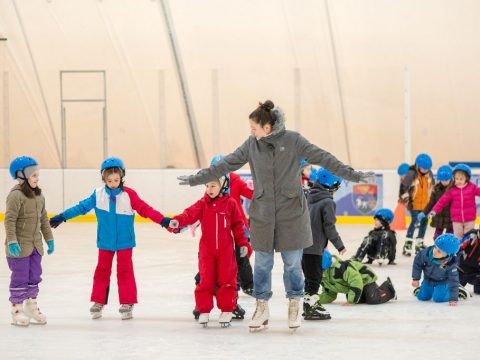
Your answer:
[303,315,331,321]
[200,323,208,328]
[29,319,47,325]
[91,313,102,320]
[220,322,231,328]
[249,325,268,332]
[121,313,133,320]
[11,321,29,327]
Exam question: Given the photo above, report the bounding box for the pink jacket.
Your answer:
[432,182,480,223]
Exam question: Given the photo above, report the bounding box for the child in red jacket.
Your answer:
[170,175,252,328]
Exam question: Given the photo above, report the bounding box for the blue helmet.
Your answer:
[101,157,125,175]
[397,163,410,176]
[374,208,394,225]
[436,165,453,182]
[415,153,432,170]
[322,249,333,270]
[309,167,318,182]
[211,154,225,166]
[300,159,309,169]
[9,156,38,180]
[453,164,472,178]
[315,167,342,191]
[434,233,460,255]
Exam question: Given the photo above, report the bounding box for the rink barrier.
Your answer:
[2,213,478,224]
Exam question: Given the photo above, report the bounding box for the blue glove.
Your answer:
[417,212,426,222]
[47,240,54,255]
[49,214,66,228]
[161,217,172,229]
[8,242,21,257]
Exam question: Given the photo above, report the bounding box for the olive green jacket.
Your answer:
[4,185,53,258]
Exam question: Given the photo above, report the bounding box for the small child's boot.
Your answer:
[24,298,47,325]
[119,304,134,320]
[415,238,426,254]
[90,302,104,319]
[11,304,29,327]
[403,238,413,256]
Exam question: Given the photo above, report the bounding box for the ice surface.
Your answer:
[1,223,479,359]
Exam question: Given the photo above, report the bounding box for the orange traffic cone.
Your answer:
[391,202,407,231]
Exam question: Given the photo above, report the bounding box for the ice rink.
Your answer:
[1,223,479,360]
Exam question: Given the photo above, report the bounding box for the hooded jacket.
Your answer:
[185,107,364,252]
[412,246,459,301]
[303,183,344,255]
[432,182,480,223]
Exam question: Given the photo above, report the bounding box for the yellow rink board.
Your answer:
[1,213,479,225]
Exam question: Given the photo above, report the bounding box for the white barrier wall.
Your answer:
[1,169,400,215]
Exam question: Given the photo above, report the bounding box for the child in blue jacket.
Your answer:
[412,233,460,306]
[49,157,172,319]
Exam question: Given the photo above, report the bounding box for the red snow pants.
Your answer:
[195,249,238,313]
[90,248,138,305]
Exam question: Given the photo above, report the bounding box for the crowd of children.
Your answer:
[3,101,480,331]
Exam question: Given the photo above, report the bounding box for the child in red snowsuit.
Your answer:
[171,175,251,327]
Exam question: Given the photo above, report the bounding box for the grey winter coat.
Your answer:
[185,108,365,252]
[303,184,344,255]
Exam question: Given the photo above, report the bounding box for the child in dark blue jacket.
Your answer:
[412,233,460,306]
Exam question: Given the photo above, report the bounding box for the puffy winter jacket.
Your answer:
[319,256,377,304]
[4,185,53,258]
[174,194,250,255]
[401,167,434,211]
[422,182,452,229]
[412,246,459,301]
[304,184,344,255]
[432,182,480,223]
[229,172,253,231]
[62,186,165,251]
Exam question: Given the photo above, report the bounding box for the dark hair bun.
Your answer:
[259,100,274,111]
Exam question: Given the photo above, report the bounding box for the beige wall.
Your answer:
[0,0,479,170]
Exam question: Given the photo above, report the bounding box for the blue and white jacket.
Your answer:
[412,246,459,301]
[62,186,165,251]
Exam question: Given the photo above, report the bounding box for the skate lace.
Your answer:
[289,299,299,321]
[253,301,266,319]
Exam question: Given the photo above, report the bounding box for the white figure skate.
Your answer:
[23,298,47,325]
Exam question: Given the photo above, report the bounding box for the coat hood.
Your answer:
[308,184,333,204]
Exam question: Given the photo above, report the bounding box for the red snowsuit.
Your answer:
[229,172,253,231]
[174,194,251,313]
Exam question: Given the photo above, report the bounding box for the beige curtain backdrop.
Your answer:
[0,0,479,169]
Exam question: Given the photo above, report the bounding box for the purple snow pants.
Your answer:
[6,248,42,304]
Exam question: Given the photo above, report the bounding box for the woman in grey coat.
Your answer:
[178,100,373,331]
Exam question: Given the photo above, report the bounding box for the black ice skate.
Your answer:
[193,307,200,320]
[232,303,245,320]
[242,288,254,297]
[302,295,331,320]
[458,286,472,300]
[403,239,413,256]
[415,239,426,254]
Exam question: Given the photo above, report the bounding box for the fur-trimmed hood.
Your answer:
[271,107,286,135]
